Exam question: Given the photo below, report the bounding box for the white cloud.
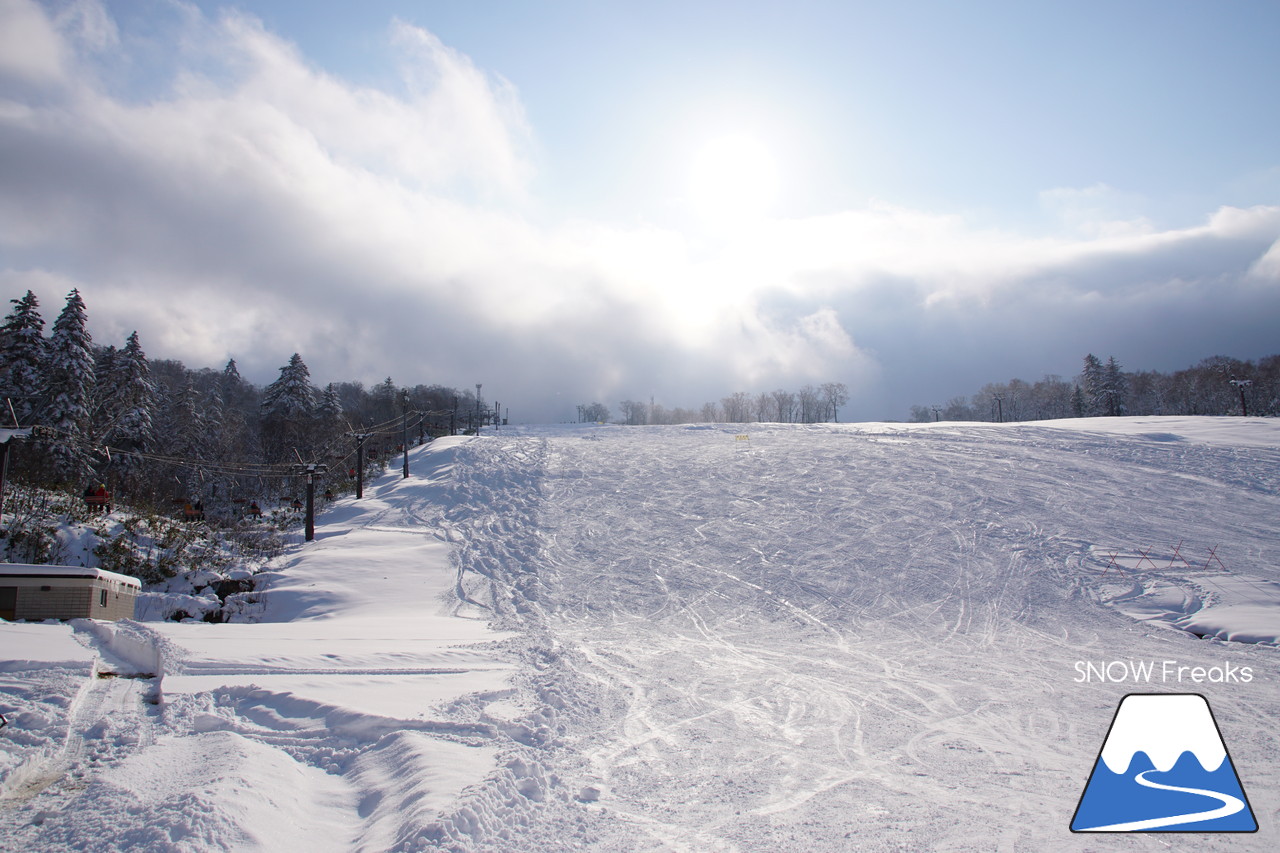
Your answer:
[53,0,119,54]
[1039,183,1155,238]
[1,3,1277,422]
[1248,239,1280,281]
[0,0,66,82]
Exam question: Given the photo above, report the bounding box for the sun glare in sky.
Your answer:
[1,0,1277,422]
[686,133,781,226]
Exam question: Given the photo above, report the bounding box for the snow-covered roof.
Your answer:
[0,428,33,443]
[0,563,142,588]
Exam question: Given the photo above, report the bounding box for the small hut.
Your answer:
[0,564,141,622]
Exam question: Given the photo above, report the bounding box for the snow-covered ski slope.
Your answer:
[3,417,1280,851]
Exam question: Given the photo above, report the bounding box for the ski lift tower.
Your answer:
[1230,378,1252,417]
[293,462,329,542]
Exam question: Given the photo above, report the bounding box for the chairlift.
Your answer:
[83,483,113,513]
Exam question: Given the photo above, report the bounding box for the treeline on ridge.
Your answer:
[0,289,486,516]
[579,383,852,425]
[908,353,1280,423]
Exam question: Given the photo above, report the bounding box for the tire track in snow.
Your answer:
[0,660,159,848]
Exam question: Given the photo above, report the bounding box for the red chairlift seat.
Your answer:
[83,485,113,513]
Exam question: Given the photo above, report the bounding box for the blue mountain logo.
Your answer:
[1071,693,1257,832]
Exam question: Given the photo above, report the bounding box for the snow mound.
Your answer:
[37,730,356,850]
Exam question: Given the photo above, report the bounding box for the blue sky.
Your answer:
[222,0,1280,227]
[2,0,1278,421]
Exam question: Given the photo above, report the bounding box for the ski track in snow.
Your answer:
[2,419,1279,851]
[438,422,1280,851]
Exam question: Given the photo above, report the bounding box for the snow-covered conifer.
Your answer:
[43,289,97,480]
[1081,353,1106,416]
[261,353,317,420]
[107,331,157,451]
[1104,356,1128,416]
[0,290,46,425]
[319,383,343,424]
[160,375,205,461]
[260,353,318,462]
[370,376,399,423]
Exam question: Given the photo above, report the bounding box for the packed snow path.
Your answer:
[447,420,1280,851]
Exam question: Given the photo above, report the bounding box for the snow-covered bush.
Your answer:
[1,483,288,620]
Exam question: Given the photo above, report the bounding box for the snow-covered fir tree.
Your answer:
[0,290,47,425]
[319,383,343,425]
[213,359,259,473]
[220,357,256,414]
[1103,356,1128,416]
[370,376,399,424]
[261,353,317,420]
[1080,353,1106,416]
[260,353,318,462]
[109,331,158,449]
[159,375,205,462]
[43,289,97,481]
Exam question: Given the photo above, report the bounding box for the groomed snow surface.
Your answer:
[2,417,1279,851]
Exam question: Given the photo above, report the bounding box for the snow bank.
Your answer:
[34,730,358,850]
[71,619,166,676]
[1179,605,1280,644]
[0,623,97,668]
[347,730,498,851]
[1028,415,1280,447]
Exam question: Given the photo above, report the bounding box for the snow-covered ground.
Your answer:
[2,418,1279,851]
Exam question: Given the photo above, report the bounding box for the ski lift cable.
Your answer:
[31,412,440,482]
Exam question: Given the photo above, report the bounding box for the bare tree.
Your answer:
[797,385,821,423]
[754,391,772,422]
[720,391,753,423]
[579,402,610,423]
[618,400,648,425]
[771,389,796,423]
[820,382,850,422]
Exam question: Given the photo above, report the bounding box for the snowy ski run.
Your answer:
[2,417,1279,851]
